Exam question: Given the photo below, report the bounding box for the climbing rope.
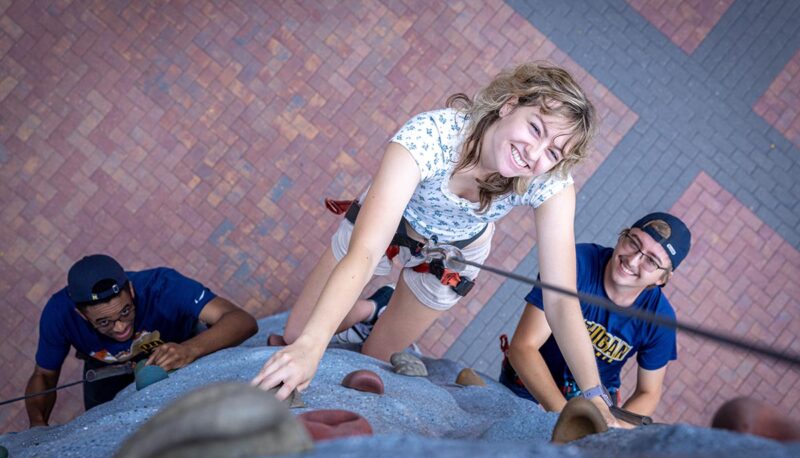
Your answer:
[0,363,134,407]
[446,253,800,367]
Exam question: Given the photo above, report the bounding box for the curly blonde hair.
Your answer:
[448,62,596,213]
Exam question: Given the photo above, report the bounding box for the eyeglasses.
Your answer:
[619,232,669,273]
[93,305,134,331]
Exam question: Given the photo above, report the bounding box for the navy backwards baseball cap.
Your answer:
[67,254,129,304]
[632,212,691,270]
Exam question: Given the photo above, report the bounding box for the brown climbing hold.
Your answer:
[455,368,485,387]
[712,396,800,442]
[297,409,373,442]
[341,370,385,395]
[267,334,287,346]
[551,396,609,443]
[390,352,428,377]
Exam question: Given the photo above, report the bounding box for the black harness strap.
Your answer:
[342,200,488,254]
[326,199,482,297]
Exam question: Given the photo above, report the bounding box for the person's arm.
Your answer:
[621,365,666,416]
[534,185,616,425]
[507,304,568,411]
[25,365,60,428]
[146,297,258,370]
[252,142,422,399]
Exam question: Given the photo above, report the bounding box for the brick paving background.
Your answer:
[754,49,800,150]
[0,0,798,434]
[627,0,734,54]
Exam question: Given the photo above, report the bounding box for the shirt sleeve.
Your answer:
[524,244,589,310]
[390,110,449,182]
[35,301,71,371]
[524,277,545,310]
[156,268,218,319]
[524,172,574,209]
[636,300,678,370]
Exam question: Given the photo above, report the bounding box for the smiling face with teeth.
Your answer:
[605,228,672,295]
[479,98,574,179]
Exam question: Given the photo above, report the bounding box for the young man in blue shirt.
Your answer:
[500,213,691,419]
[25,254,258,427]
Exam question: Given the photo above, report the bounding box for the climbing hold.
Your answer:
[455,368,485,387]
[267,334,286,346]
[134,363,169,391]
[266,384,305,409]
[390,352,428,377]
[712,397,800,442]
[114,382,313,457]
[341,370,384,395]
[297,409,373,442]
[551,396,608,443]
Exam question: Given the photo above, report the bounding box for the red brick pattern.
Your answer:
[754,49,800,149]
[626,0,734,54]
[0,0,632,433]
[619,172,800,425]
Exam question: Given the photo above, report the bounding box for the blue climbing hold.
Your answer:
[134,363,169,391]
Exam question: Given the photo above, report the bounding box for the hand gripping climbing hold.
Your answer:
[551,396,609,444]
[134,362,169,391]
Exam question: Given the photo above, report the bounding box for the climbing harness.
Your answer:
[325,198,482,296]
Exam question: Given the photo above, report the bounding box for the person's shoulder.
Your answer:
[576,242,606,255]
[41,287,73,317]
[518,172,574,207]
[402,108,464,130]
[637,287,676,317]
[130,266,183,280]
[129,267,191,290]
[576,243,611,263]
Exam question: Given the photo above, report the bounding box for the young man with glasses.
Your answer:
[24,254,258,427]
[499,212,691,422]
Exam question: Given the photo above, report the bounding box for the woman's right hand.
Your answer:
[250,335,325,400]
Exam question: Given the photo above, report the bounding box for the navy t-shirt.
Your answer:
[35,268,216,371]
[525,243,677,390]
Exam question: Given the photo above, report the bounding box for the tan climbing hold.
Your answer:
[390,352,428,377]
[266,384,305,409]
[455,368,485,387]
[114,382,313,457]
[551,396,609,443]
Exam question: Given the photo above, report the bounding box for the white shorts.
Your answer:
[330,218,495,311]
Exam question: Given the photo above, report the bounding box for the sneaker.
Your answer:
[331,322,372,345]
[365,284,395,325]
[331,284,396,345]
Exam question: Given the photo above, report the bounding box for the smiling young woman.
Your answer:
[251,61,618,426]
